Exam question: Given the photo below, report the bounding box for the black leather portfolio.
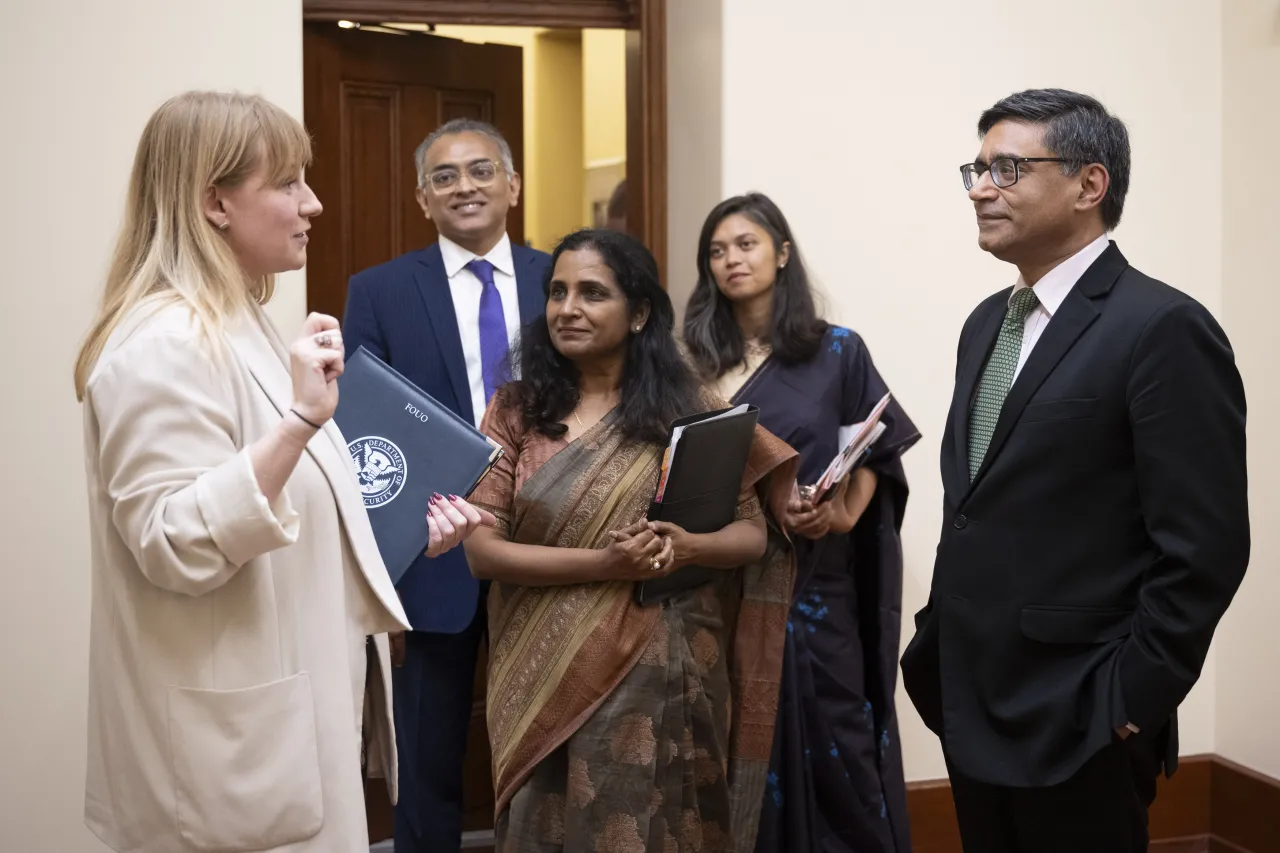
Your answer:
[634,404,760,606]
[333,347,503,585]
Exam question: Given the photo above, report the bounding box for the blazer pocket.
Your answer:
[167,672,324,852]
[1021,398,1099,423]
[1020,605,1134,644]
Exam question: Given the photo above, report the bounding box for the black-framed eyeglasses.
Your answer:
[960,157,1071,190]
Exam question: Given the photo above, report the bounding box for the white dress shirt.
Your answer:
[438,233,522,427]
[1009,233,1111,381]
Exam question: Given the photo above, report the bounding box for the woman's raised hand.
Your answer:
[289,312,344,426]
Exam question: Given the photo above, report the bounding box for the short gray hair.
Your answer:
[414,118,515,187]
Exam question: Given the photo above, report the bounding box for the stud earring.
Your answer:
[218,221,229,231]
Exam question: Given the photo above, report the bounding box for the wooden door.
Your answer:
[303,22,525,319]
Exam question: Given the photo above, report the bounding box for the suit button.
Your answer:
[953,515,968,529]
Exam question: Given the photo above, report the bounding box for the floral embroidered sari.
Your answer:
[472,392,797,853]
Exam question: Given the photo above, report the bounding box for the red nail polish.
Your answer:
[432,493,444,502]
[448,494,460,501]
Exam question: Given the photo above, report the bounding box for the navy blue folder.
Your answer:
[332,347,503,584]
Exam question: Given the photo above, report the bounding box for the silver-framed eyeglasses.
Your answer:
[424,159,506,194]
[960,157,1071,190]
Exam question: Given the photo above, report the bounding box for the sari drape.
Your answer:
[472,394,798,852]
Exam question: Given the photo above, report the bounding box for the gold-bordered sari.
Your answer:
[472,392,797,852]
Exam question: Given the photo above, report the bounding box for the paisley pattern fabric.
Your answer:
[472,389,799,852]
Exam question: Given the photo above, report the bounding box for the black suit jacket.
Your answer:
[900,243,1249,788]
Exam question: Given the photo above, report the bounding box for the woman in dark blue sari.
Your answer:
[683,194,921,853]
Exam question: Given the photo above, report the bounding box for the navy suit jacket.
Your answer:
[342,241,551,632]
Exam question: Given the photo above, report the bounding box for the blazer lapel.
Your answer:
[513,245,546,324]
[227,308,410,629]
[968,244,1128,490]
[949,302,1004,498]
[414,244,475,425]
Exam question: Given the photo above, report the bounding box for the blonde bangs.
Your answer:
[251,98,313,187]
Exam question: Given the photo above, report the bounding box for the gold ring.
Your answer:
[651,558,661,571]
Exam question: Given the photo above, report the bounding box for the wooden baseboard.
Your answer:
[367,752,1276,852]
[905,754,1280,853]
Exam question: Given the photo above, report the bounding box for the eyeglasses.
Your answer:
[423,160,506,194]
[960,157,1072,190]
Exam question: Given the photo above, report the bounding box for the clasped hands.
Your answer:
[601,518,693,581]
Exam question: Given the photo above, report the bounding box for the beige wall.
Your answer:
[1216,0,1280,781]
[0,1,304,851]
[533,31,587,250]
[582,29,628,227]
[582,29,628,167]
[707,0,1228,781]
[666,0,724,315]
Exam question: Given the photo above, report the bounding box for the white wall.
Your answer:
[1215,0,1280,781]
[0,2,304,850]
[711,0,1226,780]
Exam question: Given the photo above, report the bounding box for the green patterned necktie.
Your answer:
[968,287,1040,481]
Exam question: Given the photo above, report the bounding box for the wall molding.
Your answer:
[905,754,1280,853]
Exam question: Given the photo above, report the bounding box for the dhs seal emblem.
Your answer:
[348,436,407,508]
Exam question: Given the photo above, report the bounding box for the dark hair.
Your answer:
[978,88,1131,229]
[682,193,827,379]
[510,228,703,444]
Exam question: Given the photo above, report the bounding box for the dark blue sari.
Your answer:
[738,327,921,853]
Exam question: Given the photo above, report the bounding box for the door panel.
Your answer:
[304,22,524,320]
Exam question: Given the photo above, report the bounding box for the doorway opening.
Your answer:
[303,1,667,322]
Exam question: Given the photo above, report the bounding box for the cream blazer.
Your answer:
[80,302,411,853]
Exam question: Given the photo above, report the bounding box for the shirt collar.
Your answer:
[439,232,515,279]
[1010,233,1111,317]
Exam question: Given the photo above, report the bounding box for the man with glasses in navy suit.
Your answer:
[344,118,551,853]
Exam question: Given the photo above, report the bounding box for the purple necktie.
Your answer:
[466,258,508,404]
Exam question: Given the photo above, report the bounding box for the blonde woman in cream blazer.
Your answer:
[74,91,493,853]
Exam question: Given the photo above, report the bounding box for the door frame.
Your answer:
[301,0,668,284]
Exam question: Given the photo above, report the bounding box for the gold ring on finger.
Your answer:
[651,558,662,571]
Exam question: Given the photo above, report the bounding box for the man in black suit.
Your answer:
[901,88,1249,852]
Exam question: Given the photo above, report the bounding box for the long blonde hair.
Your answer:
[74,91,312,399]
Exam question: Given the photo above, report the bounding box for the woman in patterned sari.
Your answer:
[464,228,798,853]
